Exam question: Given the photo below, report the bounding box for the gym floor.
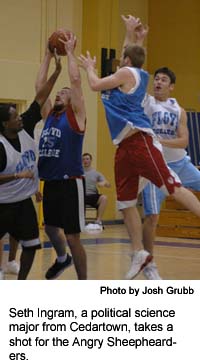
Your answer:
[2,224,200,280]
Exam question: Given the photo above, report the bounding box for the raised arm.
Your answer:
[121,15,141,53]
[160,108,189,149]
[35,46,54,119]
[134,24,149,47]
[79,51,132,91]
[121,14,148,53]
[35,50,61,113]
[60,32,86,130]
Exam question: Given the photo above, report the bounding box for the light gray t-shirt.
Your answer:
[84,168,105,195]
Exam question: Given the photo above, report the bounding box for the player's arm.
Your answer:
[160,108,189,149]
[121,14,148,55]
[35,46,54,120]
[22,52,62,135]
[0,167,34,185]
[96,172,111,188]
[60,32,86,131]
[121,15,141,53]
[79,51,132,91]
[35,50,61,113]
[133,23,149,47]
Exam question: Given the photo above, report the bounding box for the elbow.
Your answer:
[91,85,99,91]
[90,82,101,91]
[183,142,188,149]
[183,137,189,149]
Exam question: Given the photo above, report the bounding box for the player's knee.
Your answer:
[145,214,159,228]
[67,234,81,246]
[99,195,107,205]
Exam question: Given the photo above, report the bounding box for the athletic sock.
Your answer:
[57,254,67,263]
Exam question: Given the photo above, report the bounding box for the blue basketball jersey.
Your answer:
[38,106,84,180]
[101,67,152,144]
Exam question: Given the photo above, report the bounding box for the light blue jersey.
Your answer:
[101,67,153,144]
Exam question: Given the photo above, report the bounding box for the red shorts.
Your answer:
[115,132,181,208]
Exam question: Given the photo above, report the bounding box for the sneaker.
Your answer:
[0,269,4,280]
[45,254,73,280]
[5,260,20,275]
[85,223,103,231]
[125,250,153,280]
[95,221,104,230]
[143,262,162,280]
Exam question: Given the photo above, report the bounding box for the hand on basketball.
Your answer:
[59,32,76,54]
[45,41,54,57]
[78,51,97,71]
[121,14,142,34]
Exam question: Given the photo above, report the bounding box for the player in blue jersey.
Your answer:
[37,33,87,280]
[79,15,200,280]
[124,16,200,279]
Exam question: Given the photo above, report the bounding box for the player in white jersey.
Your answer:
[142,67,200,279]
[0,52,61,279]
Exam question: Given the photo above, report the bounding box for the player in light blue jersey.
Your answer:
[79,15,200,280]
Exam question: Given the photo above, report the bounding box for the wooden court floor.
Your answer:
[2,224,200,280]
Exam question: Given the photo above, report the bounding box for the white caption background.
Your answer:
[1,280,199,363]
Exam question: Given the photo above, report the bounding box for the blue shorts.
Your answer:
[142,156,200,215]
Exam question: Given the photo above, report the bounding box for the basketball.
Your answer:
[48,29,76,56]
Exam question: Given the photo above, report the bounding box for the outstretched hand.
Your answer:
[121,14,142,33]
[134,24,149,42]
[78,51,96,71]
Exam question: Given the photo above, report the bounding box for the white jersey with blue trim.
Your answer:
[0,130,38,203]
[101,67,155,145]
[143,95,186,162]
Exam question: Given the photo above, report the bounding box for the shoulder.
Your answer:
[167,98,180,107]
[21,100,41,118]
[115,67,137,81]
[142,94,155,108]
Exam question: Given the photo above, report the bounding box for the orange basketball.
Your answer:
[48,29,76,55]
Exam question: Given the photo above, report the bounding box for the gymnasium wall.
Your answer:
[148,0,200,111]
[0,0,83,107]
